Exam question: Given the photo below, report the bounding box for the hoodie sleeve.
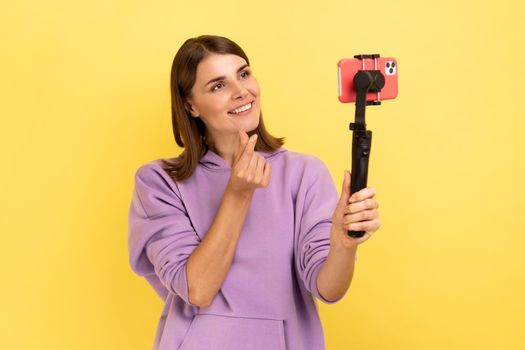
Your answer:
[128,162,200,306]
[293,156,346,304]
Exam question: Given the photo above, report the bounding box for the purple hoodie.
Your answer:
[128,147,345,350]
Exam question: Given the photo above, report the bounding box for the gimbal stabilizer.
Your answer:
[348,54,385,238]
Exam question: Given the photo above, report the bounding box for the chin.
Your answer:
[235,113,260,128]
[248,115,260,132]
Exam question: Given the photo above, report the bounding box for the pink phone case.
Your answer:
[338,57,398,103]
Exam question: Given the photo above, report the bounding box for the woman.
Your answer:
[128,35,380,350]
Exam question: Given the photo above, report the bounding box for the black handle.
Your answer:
[346,59,382,238]
[348,129,372,238]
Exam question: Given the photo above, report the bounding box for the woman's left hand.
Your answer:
[330,171,381,250]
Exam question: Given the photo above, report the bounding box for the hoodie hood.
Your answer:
[199,147,288,171]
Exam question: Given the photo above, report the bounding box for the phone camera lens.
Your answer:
[392,62,396,67]
[386,62,390,68]
[389,68,394,74]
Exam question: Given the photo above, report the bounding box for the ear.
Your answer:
[184,99,200,118]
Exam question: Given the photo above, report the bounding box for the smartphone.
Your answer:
[338,57,398,103]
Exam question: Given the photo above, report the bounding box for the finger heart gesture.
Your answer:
[227,130,272,195]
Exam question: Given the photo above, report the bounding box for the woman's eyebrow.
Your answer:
[204,64,249,87]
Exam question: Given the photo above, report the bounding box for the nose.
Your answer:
[231,81,249,100]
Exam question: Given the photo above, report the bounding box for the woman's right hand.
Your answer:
[227,130,272,195]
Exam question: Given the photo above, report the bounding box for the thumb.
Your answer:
[337,170,351,209]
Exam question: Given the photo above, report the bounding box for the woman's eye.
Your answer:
[240,70,251,79]
[211,82,224,92]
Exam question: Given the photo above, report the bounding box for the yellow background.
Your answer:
[1,0,524,349]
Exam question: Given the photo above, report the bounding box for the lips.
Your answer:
[228,101,254,115]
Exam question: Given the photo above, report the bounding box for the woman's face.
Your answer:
[185,53,261,145]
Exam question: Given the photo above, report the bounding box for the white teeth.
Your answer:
[229,102,252,114]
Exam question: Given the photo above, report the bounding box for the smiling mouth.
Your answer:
[228,101,254,115]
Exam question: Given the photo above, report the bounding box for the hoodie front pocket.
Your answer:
[178,313,286,350]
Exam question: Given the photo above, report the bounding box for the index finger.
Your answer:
[235,134,258,169]
[349,187,377,203]
[234,129,250,161]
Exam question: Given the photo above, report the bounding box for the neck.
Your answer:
[206,133,241,169]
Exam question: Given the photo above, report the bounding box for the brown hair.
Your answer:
[160,35,285,182]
